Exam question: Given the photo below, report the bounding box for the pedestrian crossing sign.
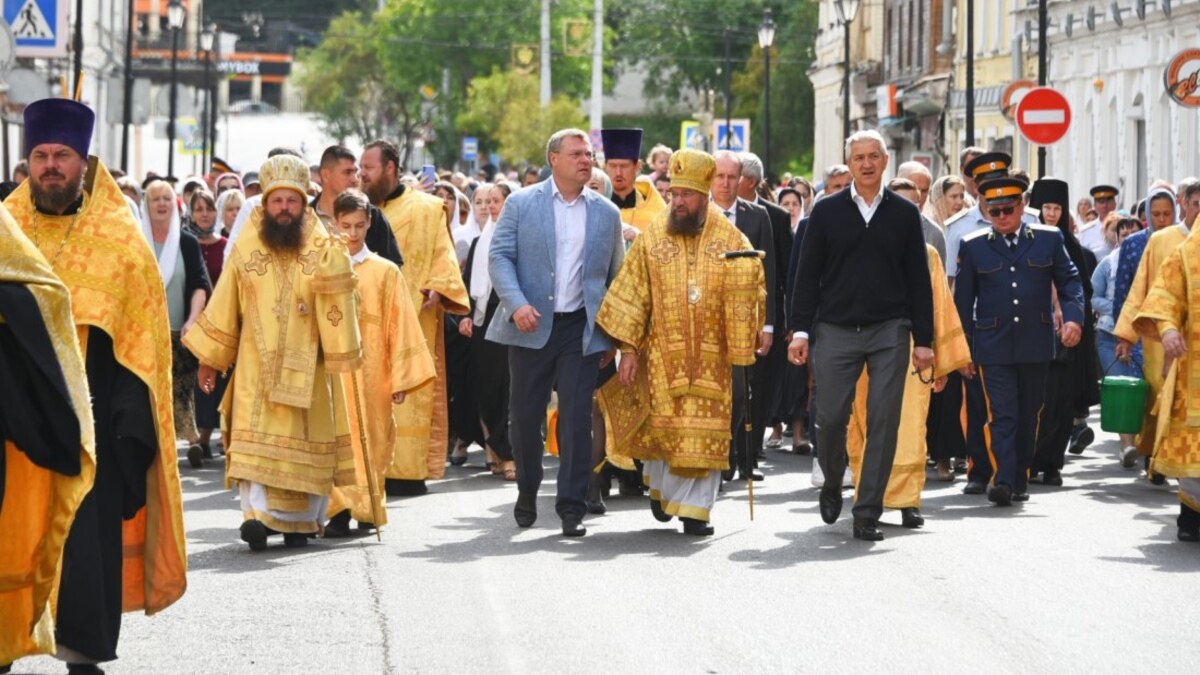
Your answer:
[4,0,66,58]
[680,121,705,150]
[712,119,750,153]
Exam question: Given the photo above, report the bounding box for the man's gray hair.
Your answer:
[713,150,742,175]
[844,130,888,161]
[545,128,591,163]
[739,152,764,182]
[959,145,985,169]
[1176,176,1200,200]
[824,164,851,181]
[896,161,932,181]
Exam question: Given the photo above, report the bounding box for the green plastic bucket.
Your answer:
[1100,367,1148,434]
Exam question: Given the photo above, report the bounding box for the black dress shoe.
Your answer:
[793,441,812,456]
[852,518,884,541]
[586,499,607,515]
[963,480,988,495]
[385,479,428,497]
[67,665,105,674]
[240,519,269,551]
[1041,469,1063,486]
[1012,491,1030,502]
[514,492,537,528]
[186,444,204,468]
[1,663,12,673]
[900,507,924,528]
[324,510,353,538]
[283,532,309,548]
[988,483,1013,506]
[738,469,765,482]
[721,467,735,481]
[561,517,587,537]
[819,486,843,524]
[1178,527,1200,542]
[356,521,376,532]
[617,479,645,497]
[681,517,714,536]
[650,499,673,522]
[1068,425,1095,454]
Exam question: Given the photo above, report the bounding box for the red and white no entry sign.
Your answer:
[1015,87,1072,146]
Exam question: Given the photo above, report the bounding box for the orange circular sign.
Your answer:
[1001,79,1036,122]
[1164,49,1200,107]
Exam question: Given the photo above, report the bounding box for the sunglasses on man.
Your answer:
[987,205,1017,217]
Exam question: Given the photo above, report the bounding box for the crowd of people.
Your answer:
[2,94,1198,673]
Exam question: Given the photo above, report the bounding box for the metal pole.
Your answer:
[202,50,211,171]
[723,30,732,149]
[763,45,771,177]
[168,26,179,177]
[209,59,218,175]
[539,0,551,106]
[72,0,83,96]
[966,0,975,147]
[589,0,603,132]
[121,0,135,171]
[843,20,851,140]
[1037,0,1048,178]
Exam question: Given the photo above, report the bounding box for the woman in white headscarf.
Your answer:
[141,179,211,467]
[450,183,492,267]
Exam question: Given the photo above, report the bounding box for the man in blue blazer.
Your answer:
[954,175,1084,507]
[487,128,625,537]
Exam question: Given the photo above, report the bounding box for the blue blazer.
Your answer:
[485,179,624,355]
[953,223,1084,366]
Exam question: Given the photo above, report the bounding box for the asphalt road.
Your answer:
[15,416,1200,674]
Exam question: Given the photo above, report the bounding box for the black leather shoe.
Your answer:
[681,517,714,536]
[1012,491,1030,502]
[514,493,537,528]
[852,518,884,541]
[187,444,203,468]
[67,665,105,675]
[1041,469,1063,486]
[721,467,735,481]
[586,499,607,515]
[356,521,376,532]
[324,510,352,538]
[1068,425,1095,454]
[562,517,586,537]
[617,479,644,497]
[1178,527,1200,542]
[963,480,988,495]
[900,507,924,528]
[649,499,673,522]
[792,441,812,456]
[385,479,428,497]
[240,519,269,551]
[283,532,309,548]
[819,486,843,524]
[738,469,765,482]
[988,483,1013,506]
[1,663,10,674]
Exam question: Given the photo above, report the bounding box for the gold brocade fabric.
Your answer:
[847,246,970,508]
[1114,224,1190,455]
[183,210,361,501]
[4,160,187,617]
[597,209,765,473]
[1132,232,1200,478]
[379,189,469,482]
[329,255,435,524]
[0,204,96,664]
[619,177,668,232]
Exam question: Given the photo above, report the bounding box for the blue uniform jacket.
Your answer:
[954,223,1084,366]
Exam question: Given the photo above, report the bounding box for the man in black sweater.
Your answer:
[787,130,934,541]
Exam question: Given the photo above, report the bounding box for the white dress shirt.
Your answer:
[551,179,587,313]
[850,181,884,224]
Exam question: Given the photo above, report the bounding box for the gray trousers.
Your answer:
[812,318,911,520]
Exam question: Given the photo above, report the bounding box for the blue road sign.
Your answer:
[4,0,67,58]
[712,119,751,153]
[462,136,478,161]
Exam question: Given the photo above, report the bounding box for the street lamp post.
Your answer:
[120,0,135,171]
[723,29,732,150]
[200,23,215,172]
[167,0,185,178]
[758,9,775,179]
[833,0,861,142]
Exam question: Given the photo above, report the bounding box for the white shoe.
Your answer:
[811,460,825,488]
[1120,446,1139,469]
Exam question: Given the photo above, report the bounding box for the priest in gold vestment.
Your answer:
[1113,187,1193,460]
[185,155,364,551]
[324,190,436,537]
[597,149,765,536]
[846,245,970,527]
[360,141,469,497]
[1132,229,1200,542]
[0,201,96,670]
[4,98,187,671]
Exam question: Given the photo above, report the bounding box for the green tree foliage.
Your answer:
[457,70,587,165]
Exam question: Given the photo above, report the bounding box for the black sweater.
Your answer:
[789,186,934,348]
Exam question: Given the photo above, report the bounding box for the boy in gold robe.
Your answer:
[186,155,363,551]
[4,98,187,672]
[846,245,971,527]
[359,141,469,497]
[1132,230,1200,541]
[325,189,436,537]
[597,149,765,536]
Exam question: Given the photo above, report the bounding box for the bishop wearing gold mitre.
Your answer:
[185,154,363,552]
[324,189,436,537]
[597,148,765,537]
[358,140,469,497]
[3,98,186,672]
